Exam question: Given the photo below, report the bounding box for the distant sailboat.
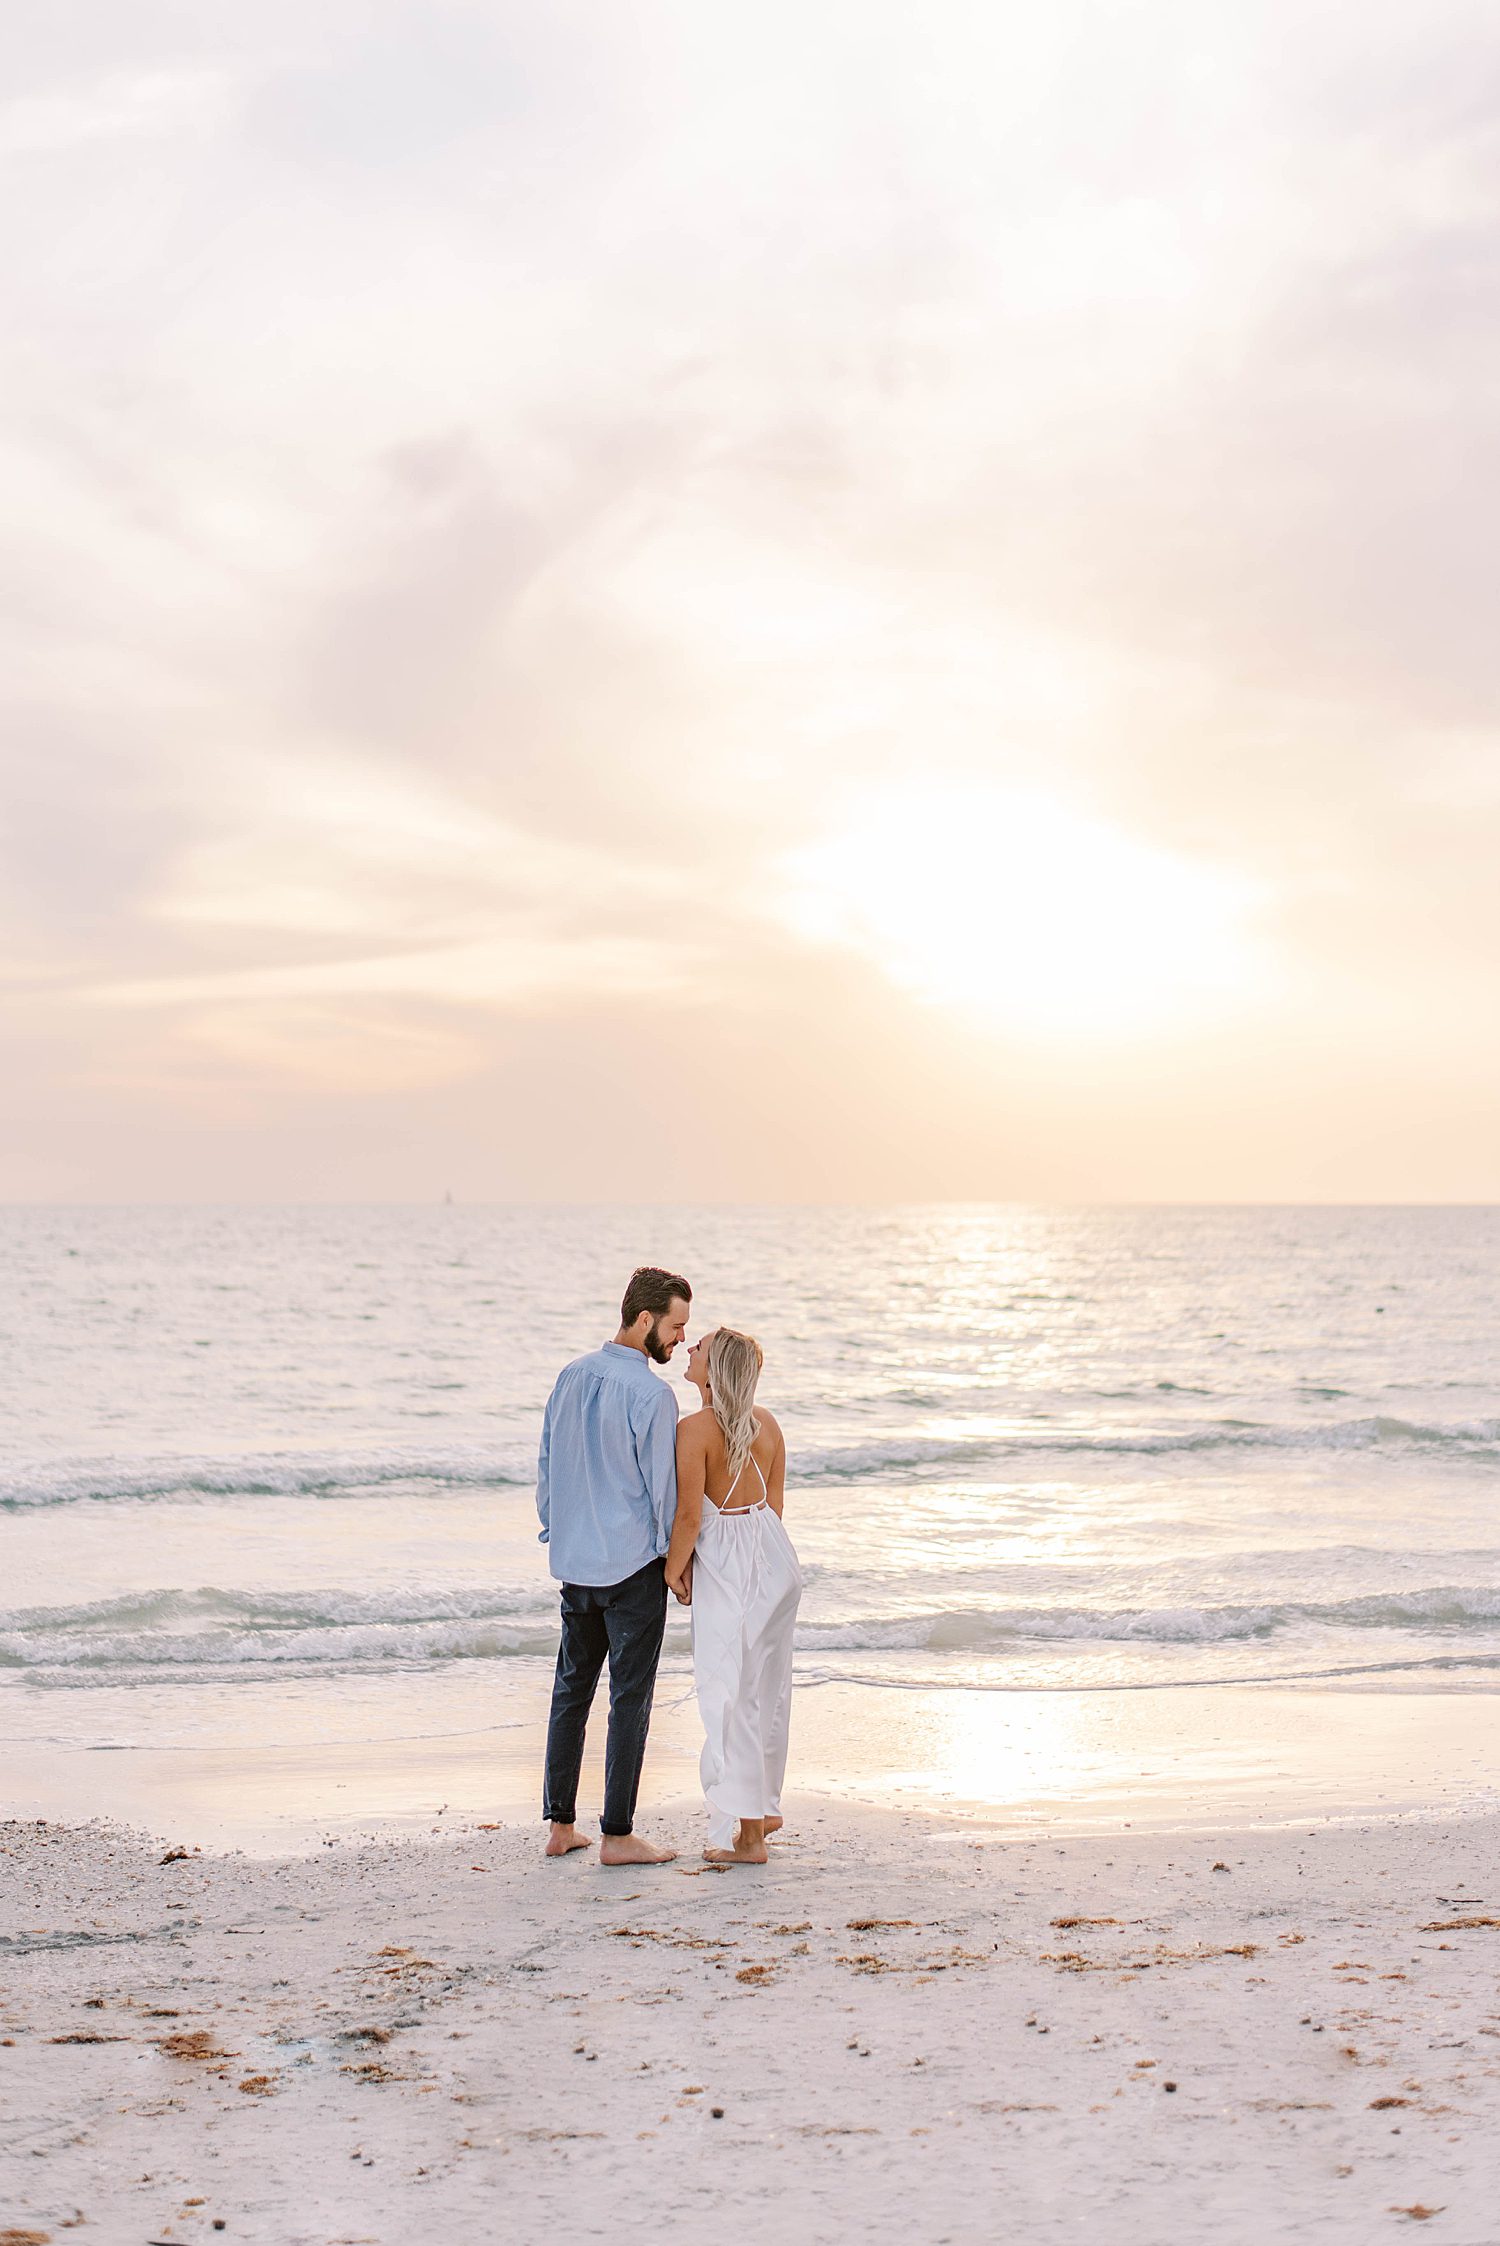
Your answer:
[443,1190,454,1205]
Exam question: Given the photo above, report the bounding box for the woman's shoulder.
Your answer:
[755,1405,783,1444]
[676,1406,716,1447]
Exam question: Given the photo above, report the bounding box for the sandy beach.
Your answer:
[8,1208,1500,2241]
[5,1797,1500,2245]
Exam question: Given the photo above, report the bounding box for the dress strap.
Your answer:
[715,1450,770,1514]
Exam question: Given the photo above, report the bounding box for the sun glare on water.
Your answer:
[781,786,1266,1041]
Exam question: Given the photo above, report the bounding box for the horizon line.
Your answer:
[4,1199,1500,1214]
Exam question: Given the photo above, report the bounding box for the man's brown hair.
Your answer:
[620,1266,692,1326]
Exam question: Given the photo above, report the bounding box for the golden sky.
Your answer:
[4,0,1500,1200]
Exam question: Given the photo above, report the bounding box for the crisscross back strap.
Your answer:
[717,1453,769,1514]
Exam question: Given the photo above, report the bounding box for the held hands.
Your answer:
[666,1559,693,1606]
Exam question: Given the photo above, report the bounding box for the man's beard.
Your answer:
[644,1319,672,1364]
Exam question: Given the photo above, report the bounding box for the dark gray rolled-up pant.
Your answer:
[542,1558,668,1837]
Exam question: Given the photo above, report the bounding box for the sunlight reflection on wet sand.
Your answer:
[7,1668,1498,1853]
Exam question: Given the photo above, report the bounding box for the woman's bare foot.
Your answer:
[704,1819,768,1865]
[599,1833,678,1865]
[545,1822,593,1857]
[763,1815,784,1836]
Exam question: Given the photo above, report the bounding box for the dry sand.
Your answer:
[4,1801,1500,2244]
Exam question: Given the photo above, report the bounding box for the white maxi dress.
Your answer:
[690,1453,803,1847]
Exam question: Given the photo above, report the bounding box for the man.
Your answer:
[536,1266,692,1864]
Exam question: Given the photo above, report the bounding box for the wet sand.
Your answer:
[5,1670,1499,1852]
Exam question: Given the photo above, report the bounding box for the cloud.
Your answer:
[0,65,234,154]
[4,0,1500,1196]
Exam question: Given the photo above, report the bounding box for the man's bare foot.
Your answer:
[599,1833,678,1866]
[764,1815,784,1836]
[545,1822,593,1857]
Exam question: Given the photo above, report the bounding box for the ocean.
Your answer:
[4,1204,1500,1834]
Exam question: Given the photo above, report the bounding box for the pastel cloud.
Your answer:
[2,0,1499,1199]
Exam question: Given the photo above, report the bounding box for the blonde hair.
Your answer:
[707,1326,765,1487]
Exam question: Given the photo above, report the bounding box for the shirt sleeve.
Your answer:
[536,1386,552,1546]
[639,1384,679,1557]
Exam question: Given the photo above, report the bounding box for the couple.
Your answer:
[535,1265,802,1867]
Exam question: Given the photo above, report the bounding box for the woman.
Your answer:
[664,1326,802,1865]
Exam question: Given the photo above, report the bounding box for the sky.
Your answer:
[4,0,1500,1202]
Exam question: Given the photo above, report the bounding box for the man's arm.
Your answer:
[664,1418,704,1603]
[536,1388,553,1547]
[641,1384,679,1558]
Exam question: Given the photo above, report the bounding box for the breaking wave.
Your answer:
[7,1415,1500,1510]
[7,1581,1500,1674]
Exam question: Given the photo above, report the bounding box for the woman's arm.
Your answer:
[763,1412,787,1518]
[665,1419,706,1602]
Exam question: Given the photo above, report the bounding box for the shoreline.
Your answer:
[4,1671,1499,1856]
[4,1801,1500,2242]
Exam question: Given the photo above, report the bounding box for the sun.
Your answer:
[779,784,1266,1041]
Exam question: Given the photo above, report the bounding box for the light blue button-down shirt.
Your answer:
[536,1342,680,1587]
